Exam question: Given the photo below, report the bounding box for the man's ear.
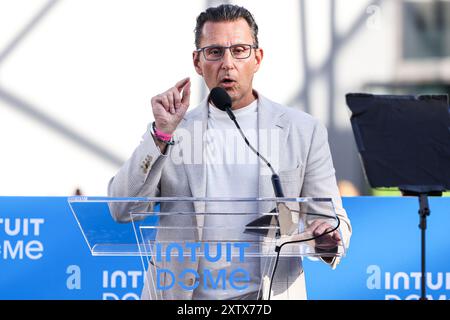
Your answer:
[193,51,203,76]
[254,48,264,73]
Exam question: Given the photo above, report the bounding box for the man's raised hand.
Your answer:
[151,77,191,135]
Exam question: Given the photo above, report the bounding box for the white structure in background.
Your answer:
[0,0,448,196]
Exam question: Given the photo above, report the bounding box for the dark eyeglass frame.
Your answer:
[196,44,258,61]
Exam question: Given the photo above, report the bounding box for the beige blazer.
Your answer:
[108,92,352,300]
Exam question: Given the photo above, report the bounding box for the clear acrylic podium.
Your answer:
[68,196,346,300]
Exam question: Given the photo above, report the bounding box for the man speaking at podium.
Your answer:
[108,4,351,300]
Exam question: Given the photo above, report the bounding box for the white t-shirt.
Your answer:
[193,100,261,300]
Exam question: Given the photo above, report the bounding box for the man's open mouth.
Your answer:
[220,78,236,87]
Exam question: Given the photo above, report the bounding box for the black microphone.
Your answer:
[209,87,285,198]
[210,87,236,121]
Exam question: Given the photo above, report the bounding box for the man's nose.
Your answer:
[221,49,234,69]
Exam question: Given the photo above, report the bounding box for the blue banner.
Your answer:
[0,197,142,300]
[0,196,449,300]
[304,197,450,300]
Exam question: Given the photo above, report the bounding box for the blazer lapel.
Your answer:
[179,98,208,236]
[257,94,287,200]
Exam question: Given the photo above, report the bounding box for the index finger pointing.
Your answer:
[181,80,191,106]
[175,77,190,92]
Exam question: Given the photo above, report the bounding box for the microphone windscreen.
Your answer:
[210,87,232,111]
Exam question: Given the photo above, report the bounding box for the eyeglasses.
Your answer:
[196,44,257,61]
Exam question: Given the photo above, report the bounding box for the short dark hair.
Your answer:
[194,4,259,49]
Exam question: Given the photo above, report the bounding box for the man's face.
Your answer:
[193,18,263,109]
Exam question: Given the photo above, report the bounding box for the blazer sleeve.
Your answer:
[300,120,352,269]
[107,122,172,222]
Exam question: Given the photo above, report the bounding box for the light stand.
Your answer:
[346,93,450,301]
[400,188,443,300]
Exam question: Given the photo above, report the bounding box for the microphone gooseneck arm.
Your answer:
[227,107,285,198]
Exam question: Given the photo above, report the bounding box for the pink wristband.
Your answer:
[153,122,172,142]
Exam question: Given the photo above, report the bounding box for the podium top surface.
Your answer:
[67,197,344,258]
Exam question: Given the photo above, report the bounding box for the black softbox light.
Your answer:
[346,93,450,193]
